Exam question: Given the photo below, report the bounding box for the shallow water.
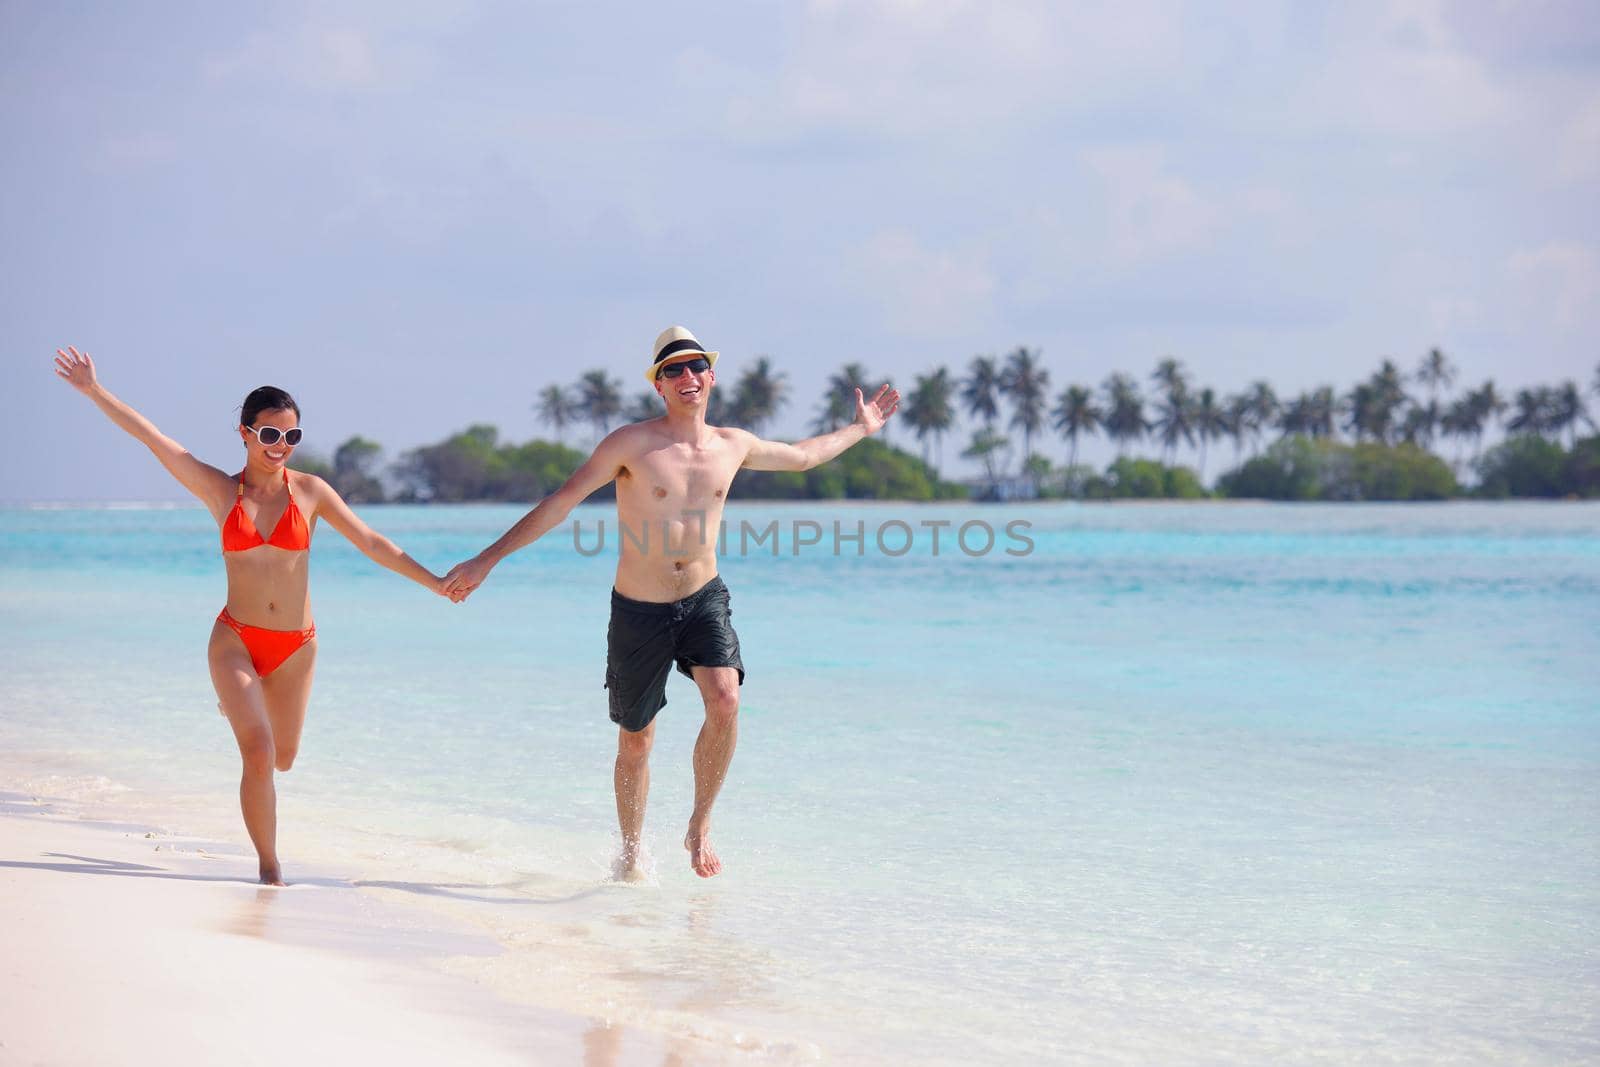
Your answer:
[3,500,1597,1062]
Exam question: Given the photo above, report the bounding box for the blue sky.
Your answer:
[5,0,1598,500]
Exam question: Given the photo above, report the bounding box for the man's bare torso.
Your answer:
[610,421,749,602]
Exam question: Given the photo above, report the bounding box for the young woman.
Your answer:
[55,346,452,884]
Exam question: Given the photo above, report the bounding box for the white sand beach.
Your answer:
[0,794,678,1067]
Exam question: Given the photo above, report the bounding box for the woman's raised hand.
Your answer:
[54,347,99,393]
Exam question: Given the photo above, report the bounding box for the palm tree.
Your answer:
[1369,360,1409,443]
[1278,392,1315,438]
[962,428,1011,491]
[1101,373,1146,456]
[623,390,661,423]
[576,370,622,442]
[902,387,931,466]
[1051,385,1100,470]
[728,357,788,435]
[1222,393,1251,467]
[1343,361,1408,444]
[1508,387,1552,437]
[1440,397,1477,468]
[1151,357,1187,398]
[1000,346,1050,467]
[813,362,873,433]
[810,391,852,434]
[1151,381,1195,465]
[1416,347,1456,408]
[1192,387,1228,481]
[536,385,576,443]
[1244,381,1278,454]
[1468,381,1505,457]
[905,367,956,472]
[1550,381,1589,446]
[1309,386,1338,439]
[1149,358,1192,465]
[1279,387,1337,440]
[961,355,1003,431]
[1399,400,1440,449]
[1342,383,1378,442]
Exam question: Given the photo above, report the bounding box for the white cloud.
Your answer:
[95,132,178,172]
[1555,93,1600,184]
[1507,241,1600,333]
[1236,186,1315,250]
[1083,146,1221,268]
[1427,294,1481,335]
[729,0,1184,142]
[848,229,996,336]
[202,25,417,90]
[1287,1,1512,138]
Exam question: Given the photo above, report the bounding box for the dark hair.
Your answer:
[240,386,300,427]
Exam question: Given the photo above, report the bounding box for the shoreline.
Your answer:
[0,780,765,1066]
[0,743,828,1066]
[0,793,583,1065]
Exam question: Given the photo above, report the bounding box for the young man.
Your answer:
[443,326,898,879]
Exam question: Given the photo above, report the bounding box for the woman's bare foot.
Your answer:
[259,863,285,887]
[684,822,722,878]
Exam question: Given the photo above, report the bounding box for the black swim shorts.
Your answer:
[604,575,745,732]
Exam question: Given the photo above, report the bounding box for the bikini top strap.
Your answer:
[236,470,292,498]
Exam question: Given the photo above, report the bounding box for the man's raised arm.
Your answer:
[743,385,900,472]
[443,428,632,598]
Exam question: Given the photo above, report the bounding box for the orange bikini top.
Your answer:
[222,470,310,552]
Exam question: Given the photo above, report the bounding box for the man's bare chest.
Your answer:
[621,446,740,509]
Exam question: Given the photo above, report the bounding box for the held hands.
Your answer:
[854,384,901,435]
[432,573,471,604]
[442,555,493,603]
[54,347,99,393]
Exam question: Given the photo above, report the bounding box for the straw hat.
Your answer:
[646,325,719,383]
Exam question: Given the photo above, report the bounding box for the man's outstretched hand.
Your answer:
[854,384,900,435]
[443,555,493,602]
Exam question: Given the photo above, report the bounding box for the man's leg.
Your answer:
[614,719,656,881]
[685,666,740,878]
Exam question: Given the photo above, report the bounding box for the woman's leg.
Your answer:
[259,638,317,774]
[209,622,282,884]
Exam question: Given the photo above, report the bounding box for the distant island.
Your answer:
[294,351,1600,502]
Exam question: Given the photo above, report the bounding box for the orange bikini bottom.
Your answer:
[217,608,315,678]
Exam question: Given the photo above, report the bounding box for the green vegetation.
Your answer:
[291,351,1597,503]
[1475,434,1600,499]
[1217,438,1458,501]
[345,425,590,503]
[733,438,964,501]
[1030,458,1205,500]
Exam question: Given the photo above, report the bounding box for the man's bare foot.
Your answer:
[612,841,649,883]
[259,864,285,887]
[684,823,722,878]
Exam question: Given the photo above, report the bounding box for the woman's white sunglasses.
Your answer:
[245,425,304,447]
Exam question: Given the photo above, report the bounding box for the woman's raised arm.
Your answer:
[55,347,234,509]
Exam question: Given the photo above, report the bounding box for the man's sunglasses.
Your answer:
[657,357,711,380]
[245,425,304,447]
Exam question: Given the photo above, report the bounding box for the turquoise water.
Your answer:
[3,501,1598,1062]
